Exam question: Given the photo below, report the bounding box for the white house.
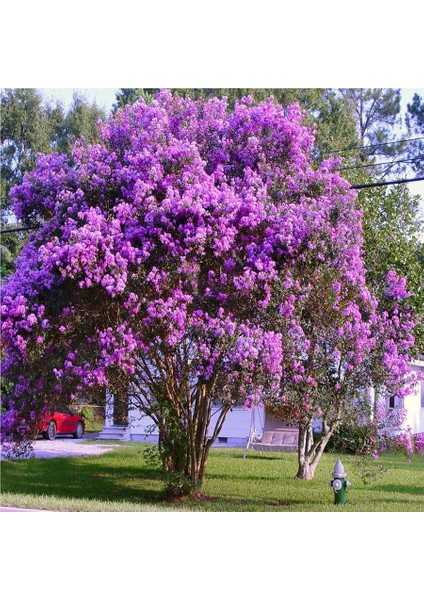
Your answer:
[97,360,424,447]
[388,359,424,434]
[99,396,262,447]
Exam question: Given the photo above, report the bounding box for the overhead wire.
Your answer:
[319,136,424,156]
[340,156,424,172]
[351,176,424,190]
[0,225,39,234]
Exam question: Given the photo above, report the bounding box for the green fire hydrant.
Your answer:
[329,457,351,505]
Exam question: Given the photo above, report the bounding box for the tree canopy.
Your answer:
[1,91,416,489]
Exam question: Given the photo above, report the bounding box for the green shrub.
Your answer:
[74,405,104,432]
[325,423,374,455]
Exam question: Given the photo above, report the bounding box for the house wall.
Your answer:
[128,404,263,448]
[402,361,424,434]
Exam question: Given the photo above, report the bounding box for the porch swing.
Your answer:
[243,407,299,457]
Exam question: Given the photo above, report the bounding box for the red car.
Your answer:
[37,411,85,441]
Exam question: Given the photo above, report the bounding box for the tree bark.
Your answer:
[156,385,230,497]
[295,424,316,480]
[295,422,336,480]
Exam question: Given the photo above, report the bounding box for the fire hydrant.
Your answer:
[329,457,351,505]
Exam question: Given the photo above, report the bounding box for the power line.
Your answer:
[351,176,424,190]
[0,225,39,234]
[320,136,424,156]
[340,156,424,172]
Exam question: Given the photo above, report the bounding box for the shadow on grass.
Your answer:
[1,457,166,504]
[206,472,281,482]
[1,454,313,511]
[372,483,424,496]
[1,457,311,512]
[241,454,289,460]
[182,496,307,512]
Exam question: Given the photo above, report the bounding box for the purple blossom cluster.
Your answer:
[413,432,424,455]
[1,90,416,454]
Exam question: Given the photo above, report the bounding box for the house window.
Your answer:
[218,436,228,444]
[389,396,396,409]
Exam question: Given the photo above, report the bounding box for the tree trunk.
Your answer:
[295,461,315,480]
[295,422,335,480]
[157,391,229,497]
[190,452,209,491]
[295,424,316,480]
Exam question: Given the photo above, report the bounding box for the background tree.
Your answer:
[1,89,54,277]
[54,92,106,155]
[1,89,57,203]
[113,88,160,111]
[406,92,424,176]
[356,183,424,354]
[339,88,406,173]
[1,88,106,277]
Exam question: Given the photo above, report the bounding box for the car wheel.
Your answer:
[73,421,84,439]
[46,421,56,441]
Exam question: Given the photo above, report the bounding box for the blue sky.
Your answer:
[40,88,118,113]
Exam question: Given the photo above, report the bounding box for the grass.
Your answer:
[1,443,423,511]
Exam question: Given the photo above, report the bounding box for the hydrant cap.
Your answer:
[332,457,347,478]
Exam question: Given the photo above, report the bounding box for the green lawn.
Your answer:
[1,443,423,511]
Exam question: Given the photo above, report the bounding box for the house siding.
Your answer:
[401,362,424,434]
[128,405,260,447]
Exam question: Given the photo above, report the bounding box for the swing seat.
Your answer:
[251,429,298,453]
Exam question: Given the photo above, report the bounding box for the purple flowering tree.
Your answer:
[1,91,416,491]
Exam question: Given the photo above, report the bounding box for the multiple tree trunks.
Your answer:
[295,423,337,480]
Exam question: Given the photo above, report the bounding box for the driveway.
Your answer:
[32,435,121,459]
[1,434,120,460]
